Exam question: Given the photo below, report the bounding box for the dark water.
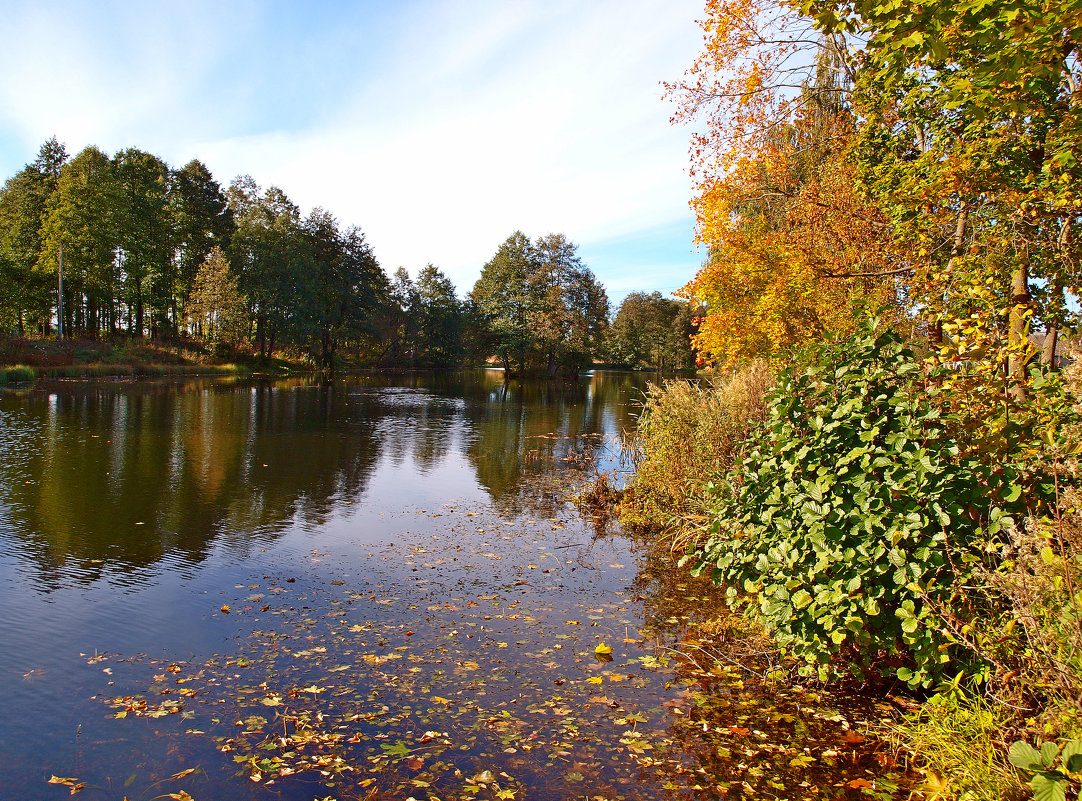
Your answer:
[0,371,904,801]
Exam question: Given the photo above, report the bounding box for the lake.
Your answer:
[0,370,903,800]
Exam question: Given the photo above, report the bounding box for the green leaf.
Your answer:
[1041,742,1061,768]
[1008,741,1044,771]
[1030,773,1067,801]
[1060,740,1082,774]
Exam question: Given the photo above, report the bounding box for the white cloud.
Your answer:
[0,0,705,296]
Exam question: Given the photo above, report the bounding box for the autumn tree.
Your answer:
[801,0,1082,396]
[668,2,906,365]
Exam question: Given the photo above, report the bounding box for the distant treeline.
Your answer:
[0,138,698,372]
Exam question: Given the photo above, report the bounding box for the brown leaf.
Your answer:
[843,730,865,746]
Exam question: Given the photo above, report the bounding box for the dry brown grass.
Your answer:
[619,361,773,541]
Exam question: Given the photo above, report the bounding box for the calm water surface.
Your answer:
[0,371,901,801]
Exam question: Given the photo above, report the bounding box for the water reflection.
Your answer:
[0,371,649,590]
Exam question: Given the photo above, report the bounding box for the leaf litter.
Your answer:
[78,504,913,800]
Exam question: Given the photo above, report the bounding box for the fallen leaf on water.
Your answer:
[47,776,86,795]
[169,768,198,780]
[843,730,866,746]
[594,643,613,656]
[219,605,231,614]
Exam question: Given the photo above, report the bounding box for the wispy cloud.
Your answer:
[0,0,704,299]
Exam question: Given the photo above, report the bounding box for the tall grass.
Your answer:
[620,361,773,539]
[37,363,252,379]
[892,694,1022,801]
[0,365,36,384]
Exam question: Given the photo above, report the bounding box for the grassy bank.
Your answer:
[0,336,307,382]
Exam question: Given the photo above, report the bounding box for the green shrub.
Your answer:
[621,361,772,535]
[687,326,1036,686]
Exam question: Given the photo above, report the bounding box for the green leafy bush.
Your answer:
[687,326,1033,685]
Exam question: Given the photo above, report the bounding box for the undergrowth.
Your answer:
[618,361,772,540]
[618,324,1082,800]
[0,365,36,383]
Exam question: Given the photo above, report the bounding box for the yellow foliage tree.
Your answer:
[669,0,908,365]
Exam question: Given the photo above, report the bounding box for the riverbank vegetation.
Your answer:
[608,0,1082,798]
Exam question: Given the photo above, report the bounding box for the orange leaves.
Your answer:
[669,0,909,365]
[680,136,901,365]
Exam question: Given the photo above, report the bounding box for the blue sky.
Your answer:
[0,0,707,305]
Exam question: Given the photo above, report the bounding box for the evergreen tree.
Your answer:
[172,159,234,318]
[185,246,249,347]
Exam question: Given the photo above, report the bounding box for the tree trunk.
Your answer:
[1042,325,1059,368]
[1008,255,1031,399]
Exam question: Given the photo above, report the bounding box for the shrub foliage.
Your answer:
[687,327,1034,685]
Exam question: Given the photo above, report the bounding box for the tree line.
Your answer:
[0,139,697,373]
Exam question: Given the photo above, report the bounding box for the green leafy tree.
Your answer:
[415,264,464,366]
[172,159,234,319]
[531,233,609,377]
[470,231,538,374]
[471,231,609,376]
[387,266,420,365]
[228,178,315,358]
[113,147,175,337]
[304,208,382,368]
[0,138,68,334]
[608,291,698,370]
[39,146,118,337]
